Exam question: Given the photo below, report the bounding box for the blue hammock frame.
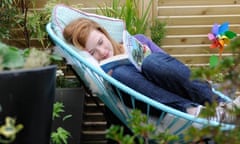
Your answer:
[46,4,235,143]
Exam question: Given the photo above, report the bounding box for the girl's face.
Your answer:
[85,29,114,61]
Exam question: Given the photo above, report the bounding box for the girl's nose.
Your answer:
[96,47,106,56]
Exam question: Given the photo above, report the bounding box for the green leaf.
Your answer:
[2,47,24,69]
[63,114,72,121]
[22,48,30,57]
[50,54,63,61]
[0,42,13,56]
[51,127,71,144]
[52,102,65,120]
[225,31,237,39]
[209,55,219,68]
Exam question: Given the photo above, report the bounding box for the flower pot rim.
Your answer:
[56,87,84,90]
[0,65,57,74]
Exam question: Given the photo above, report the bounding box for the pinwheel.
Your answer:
[208,22,237,58]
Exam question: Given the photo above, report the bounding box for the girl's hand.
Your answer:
[107,69,113,76]
[143,44,151,56]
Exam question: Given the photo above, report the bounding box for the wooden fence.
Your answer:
[155,0,240,66]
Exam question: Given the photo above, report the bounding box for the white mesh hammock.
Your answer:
[46,4,235,143]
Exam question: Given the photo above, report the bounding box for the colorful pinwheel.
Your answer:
[208,22,237,58]
[207,22,237,67]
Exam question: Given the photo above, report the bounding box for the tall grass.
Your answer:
[97,0,152,35]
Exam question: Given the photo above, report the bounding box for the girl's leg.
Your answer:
[111,64,198,112]
[142,52,215,105]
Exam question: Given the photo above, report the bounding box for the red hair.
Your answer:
[63,18,124,55]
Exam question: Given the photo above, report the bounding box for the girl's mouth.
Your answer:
[102,51,110,59]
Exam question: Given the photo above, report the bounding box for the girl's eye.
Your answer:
[98,39,103,45]
[89,49,96,55]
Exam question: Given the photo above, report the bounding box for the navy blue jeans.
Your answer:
[112,52,216,112]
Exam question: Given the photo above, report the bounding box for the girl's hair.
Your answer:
[63,18,124,55]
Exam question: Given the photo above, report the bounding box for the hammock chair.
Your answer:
[46,4,235,143]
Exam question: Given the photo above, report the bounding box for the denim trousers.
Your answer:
[112,52,218,112]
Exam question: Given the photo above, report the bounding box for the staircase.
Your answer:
[81,94,108,144]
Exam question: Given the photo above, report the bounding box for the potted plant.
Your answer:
[1,1,85,143]
[51,66,85,144]
[0,42,61,144]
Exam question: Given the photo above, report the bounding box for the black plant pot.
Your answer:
[52,87,85,144]
[0,65,57,144]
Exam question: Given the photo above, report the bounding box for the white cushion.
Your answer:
[51,4,125,43]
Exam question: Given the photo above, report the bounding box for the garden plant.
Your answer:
[97,0,153,35]
[0,2,65,142]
